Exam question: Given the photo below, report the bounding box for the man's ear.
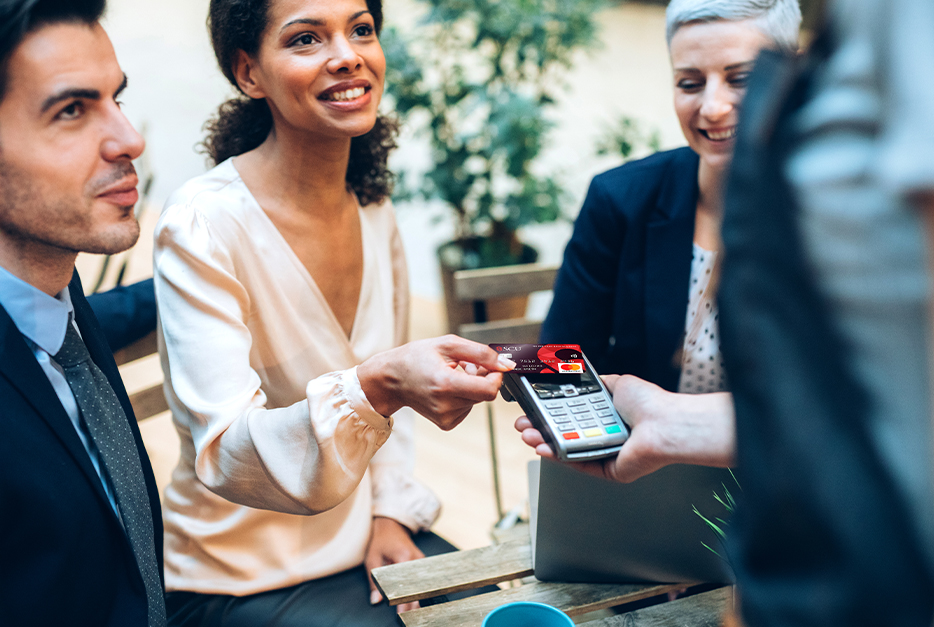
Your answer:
[232,49,265,100]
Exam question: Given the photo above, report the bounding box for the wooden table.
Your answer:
[372,532,733,627]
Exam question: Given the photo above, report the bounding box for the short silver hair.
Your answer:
[666,0,802,54]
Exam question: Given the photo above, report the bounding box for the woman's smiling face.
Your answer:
[670,19,771,172]
[239,0,385,140]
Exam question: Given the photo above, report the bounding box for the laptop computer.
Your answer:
[528,458,736,584]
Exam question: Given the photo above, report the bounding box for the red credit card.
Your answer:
[489,344,585,374]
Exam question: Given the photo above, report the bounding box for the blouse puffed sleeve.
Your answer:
[154,198,392,516]
[366,207,441,531]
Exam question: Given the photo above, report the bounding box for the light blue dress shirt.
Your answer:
[0,266,121,518]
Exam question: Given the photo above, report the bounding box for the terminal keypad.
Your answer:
[539,387,625,442]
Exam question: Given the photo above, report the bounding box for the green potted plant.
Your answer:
[383,0,604,331]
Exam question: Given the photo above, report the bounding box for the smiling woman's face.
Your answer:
[670,19,771,173]
[239,0,385,140]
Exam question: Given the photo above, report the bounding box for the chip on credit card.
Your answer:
[489,344,586,374]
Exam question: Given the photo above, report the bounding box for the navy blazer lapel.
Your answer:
[643,150,699,391]
[0,297,115,509]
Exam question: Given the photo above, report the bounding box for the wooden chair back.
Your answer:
[112,330,169,421]
[452,263,559,344]
[451,262,559,522]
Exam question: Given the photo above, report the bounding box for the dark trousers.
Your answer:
[165,532,495,627]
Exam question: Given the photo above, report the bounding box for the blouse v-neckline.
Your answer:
[226,159,371,347]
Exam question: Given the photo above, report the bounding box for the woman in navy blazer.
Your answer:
[542,147,699,391]
[543,0,802,391]
[524,0,802,483]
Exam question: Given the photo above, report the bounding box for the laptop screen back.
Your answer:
[529,459,736,584]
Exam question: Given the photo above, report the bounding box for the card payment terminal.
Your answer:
[490,344,629,461]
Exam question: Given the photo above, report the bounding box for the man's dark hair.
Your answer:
[0,0,106,102]
[202,0,396,207]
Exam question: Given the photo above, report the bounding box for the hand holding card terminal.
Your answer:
[490,344,629,461]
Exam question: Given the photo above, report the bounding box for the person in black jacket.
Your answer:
[0,1,164,625]
[718,0,934,624]
[520,0,801,483]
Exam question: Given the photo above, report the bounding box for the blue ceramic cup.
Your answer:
[482,601,575,627]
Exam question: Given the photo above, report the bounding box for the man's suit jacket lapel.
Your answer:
[0,291,115,510]
[643,151,699,392]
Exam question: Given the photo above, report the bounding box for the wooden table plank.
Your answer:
[578,587,732,626]
[398,580,688,627]
[372,540,533,605]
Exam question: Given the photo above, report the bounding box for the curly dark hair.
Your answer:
[203,0,395,206]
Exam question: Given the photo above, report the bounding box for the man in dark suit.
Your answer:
[0,1,165,625]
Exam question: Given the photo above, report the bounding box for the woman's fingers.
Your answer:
[514,416,556,457]
[459,361,479,376]
[360,335,513,428]
[536,443,556,457]
[520,427,545,448]
[442,369,503,403]
[397,600,421,613]
[436,335,515,372]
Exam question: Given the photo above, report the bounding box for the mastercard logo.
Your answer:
[558,362,583,373]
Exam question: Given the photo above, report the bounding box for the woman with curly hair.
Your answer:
[152,0,511,624]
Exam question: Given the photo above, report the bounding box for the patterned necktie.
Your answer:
[54,323,166,627]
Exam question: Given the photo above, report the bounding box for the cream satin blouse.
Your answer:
[153,159,440,595]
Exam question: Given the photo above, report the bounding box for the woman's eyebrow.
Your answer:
[280,10,371,32]
[724,61,756,71]
[673,60,756,73]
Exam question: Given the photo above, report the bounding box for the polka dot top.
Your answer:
[677,243,728,394]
